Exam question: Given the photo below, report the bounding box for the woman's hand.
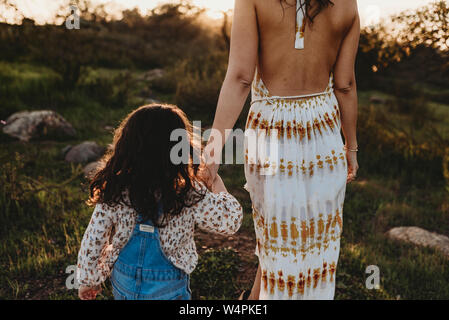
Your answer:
[198,161,219,189]
[346,151,359,183]
[78,284,102,300]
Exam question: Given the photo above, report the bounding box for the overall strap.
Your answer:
[295,0,306,49]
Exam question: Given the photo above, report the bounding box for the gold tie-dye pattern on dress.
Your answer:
[246,150,346,176]
[267,265,332,297]
[253,208,343,260]
[260,261,338,298]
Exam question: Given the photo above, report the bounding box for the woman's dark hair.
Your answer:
[281,0,334,24]
[89,104,205,226]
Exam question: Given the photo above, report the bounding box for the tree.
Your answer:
[392,0,449,51]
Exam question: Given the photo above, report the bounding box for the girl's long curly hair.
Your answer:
[89,104,205,226]
[281,0,334,24]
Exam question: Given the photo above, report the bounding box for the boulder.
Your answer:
[83,161,102,179]
[370,96,388,104]
[61,145,73,157]
[386,226,449,258]
[64,141,105,163]
[140,68,165,82]
[2,110,76,142]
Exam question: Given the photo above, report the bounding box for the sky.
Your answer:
[7,0,438,25]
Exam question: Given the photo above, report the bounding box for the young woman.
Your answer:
[206,0,360,299]
[76,104,243,300]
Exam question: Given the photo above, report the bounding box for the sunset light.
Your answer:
[3,0,437,25]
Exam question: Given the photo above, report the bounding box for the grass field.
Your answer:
[1,62,449,300]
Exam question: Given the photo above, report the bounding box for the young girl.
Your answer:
[76,104,243,300]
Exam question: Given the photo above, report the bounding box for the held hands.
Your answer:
[197,161,227,194]
[78,284,102,300]
[200,137,222,188]
[198,152,220,189]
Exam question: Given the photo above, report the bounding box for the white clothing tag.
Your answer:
[139,224,155,233]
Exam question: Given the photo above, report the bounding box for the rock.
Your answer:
[386,226,449,258]
[64,141,105,163]
[140,68,165,82]
[61,145,73,157]
[2,110,76,142]
[83,161,102,179]
[370,96,388,104]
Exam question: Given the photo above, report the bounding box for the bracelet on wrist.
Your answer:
[344,145,359,152]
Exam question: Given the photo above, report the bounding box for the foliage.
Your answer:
[357,1,449,90]
[392,0,449,51]
[173,51,227,119]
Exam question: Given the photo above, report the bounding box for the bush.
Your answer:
[173,51,227,121]
[78,68,132,108]
[0,62,63,117]
[356,93,447,188]
[391,81,437,129]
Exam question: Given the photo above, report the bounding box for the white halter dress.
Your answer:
[244,0,347,300]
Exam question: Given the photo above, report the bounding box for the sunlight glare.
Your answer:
[188,0,234,19]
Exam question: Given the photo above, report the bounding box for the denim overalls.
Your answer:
[110,208,191,300]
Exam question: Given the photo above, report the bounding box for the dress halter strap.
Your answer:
[295,0,306,49]
[250,73,334,105]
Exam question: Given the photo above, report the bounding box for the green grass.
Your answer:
[191,248,241,300]
[335,179,449,299]
[0,61,449,300]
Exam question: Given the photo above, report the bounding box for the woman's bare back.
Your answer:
[255,0,358,96]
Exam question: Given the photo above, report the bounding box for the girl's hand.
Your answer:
[346,151,359,183]
[78,285,102,300]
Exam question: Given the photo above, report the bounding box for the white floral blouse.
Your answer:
[76,183,243,287]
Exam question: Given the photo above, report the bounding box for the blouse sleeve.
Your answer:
[76,203,114,287]
[193,185,243,235]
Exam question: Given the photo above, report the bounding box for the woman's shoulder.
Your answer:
[333,0,359,19]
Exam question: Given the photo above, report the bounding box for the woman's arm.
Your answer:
[205,0,259,178]
[333,3,360,182]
